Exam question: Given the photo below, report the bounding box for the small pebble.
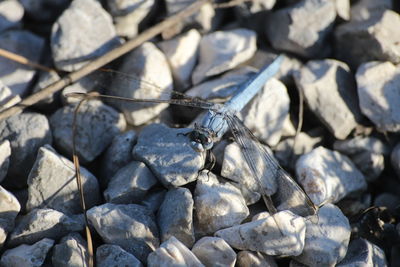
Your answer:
[236,250,278,267]
[192,237,236,267]
[0,186,21,248]
[96,244,143,267]
[350,0,393,21]
[52,233,88,267]
[0,140,11,183]
[391,143,400,179]
[0,0,24,33]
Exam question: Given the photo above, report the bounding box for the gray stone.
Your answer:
[236,250,278,267]
[191,237,236,267]
[335,10,400,68]
[0,140,11,183]
[140,189,166,213]
[147,236,204,267]
[294,59,361,139]
[0,186,20,248]
[51,0,121,71]
[0,112,52,188]
[265,0,336,58]
[159,29,201,89]
[157,188,194,248]
[0,81,21,112]
[294,204,350,266]
[350,0,392,22]
[8,208,83,247]
[296,146,367,206]
[0,238,54,267]
[0,30,44,97]
[107,42,173,126]
[52,233,88,267]
[194,171,249,235]
[391,143,400,179]
[104,161,158,204]
[87,203,159,262]
[96,244,143,267]
[192,28,257,85]
[133,123,205,188]
[0,0,24,33]
[50,100,126,163]
[234,0,276,15]
[31,70,61,108]
[20,0,70,22]
[26,145,101,215]
[215,210,306,256]
[337,238,387,267]
[356,61,400,133]
[374,193,400,211]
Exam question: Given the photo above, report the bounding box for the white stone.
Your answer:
[192,237,236,267]
[236,250,278,267]
[0,140,11,183]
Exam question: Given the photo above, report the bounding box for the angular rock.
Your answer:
[0,81,21,112]
[8,208,83,247]
[147,236,204,267]
[52,233,88,267]
[140,189,166,213]
[192,28,257,84]
[294,59,361,139]
[391,143,400,179]
[294,204,351,266]
[107,42,173,126]
[97,244,143,267]
[51,0,120,71]
[337,238,387,267]
[192,237,236,267]
[215,210,306,256]
[87,203,159,263]
[265,0,336,58]
[0,140,11,183]
[0,0,24,33]
[194,171,249,235]
[334,0,350,21]
[0,112,52,188]
[50,100,126,163]
[31,70,61,108]
[157,188,194,247]
[26,145,101,215]
[104,161,158,204]
[0,238,54,267]
[296,146,367,206]
[133,123,205,187]
[0,186,21,248]
[237,250,277,267]
[356,61,400,133]
[350,0,393,22]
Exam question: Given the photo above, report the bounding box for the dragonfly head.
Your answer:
[188,124,214,152]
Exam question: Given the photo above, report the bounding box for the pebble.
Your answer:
[8,208,83,247]
[0,0,24,33]
[191,237,236,267]
[87,203,159,263]
[334,0,350,21]
[0,186,21,248]
[294,59,361,140]
[97,244,143,267]
[133,123,205,188]
[335,10,400,68]
[391,143,400,179]
[192,28,257,85]
[0,238,54,267]
[51,0,121,71]
[26,145,100,215]
[107,42,173,126]
[337,238,387,267]
[157,187,194,248]
[0,81,21,112]
[0,140,11,183]
[296,146,367,206]
[158,29,201,89]
[20,0,70,22]
[215,210,306,256]
[294,204,351,266]
[356,61,400,133]
[52,233,88,267]
[236,250,278,267]
[50,99,126,163]
[350,0,393,21]
[194,171,249,235]
[0,30,44,97]
[106,0,155,38]
[104,161,158,204]
[265,0,336,58]
[0,112,52,188]
[31,70,61,109]
[147,236,204,267]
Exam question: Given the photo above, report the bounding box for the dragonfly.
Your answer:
[68,55,317,218]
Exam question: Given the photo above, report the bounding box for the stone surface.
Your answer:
[133,123,205,188]
[157,188,194,248]
[147,236,204,267]
[356,61,400,133]
[374,193,400,211]
[236,250,278,267]
[337,238,387,267]
[0,186,21,248]
[191,237,236,267]
[294,204,351,266]
[296,146,367,206]
[265,0,336,58]
[96,244,143,267]
[140,189,166,214]
[0,238,54,267]
[234,0,276,15]
[20,0,70,22]
[51,0,120,71]
[50,100,126,163]
[31,70,61,108]
[52,233,88,267]
[194,171,249,235]
[87,203,159,263]
[294,59,361,139]
[104,161,158,204]
[107,42,173,126]
[215,210,306,256]
[0,112,52,188]
[391,143,400,179]
[335,0,350,21]
[350,0,393,22]
[0,140,11,183]
[0,0,24,33]
[0,81,21,112]
[192,28,257,85]
[8,208,83,247]
[26,145,101,215]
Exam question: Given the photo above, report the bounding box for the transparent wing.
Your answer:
[225,113,317,217]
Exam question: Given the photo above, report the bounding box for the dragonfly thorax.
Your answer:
[188,125,215,152]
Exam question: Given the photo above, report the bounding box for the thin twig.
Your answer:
[0,48,55,73]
